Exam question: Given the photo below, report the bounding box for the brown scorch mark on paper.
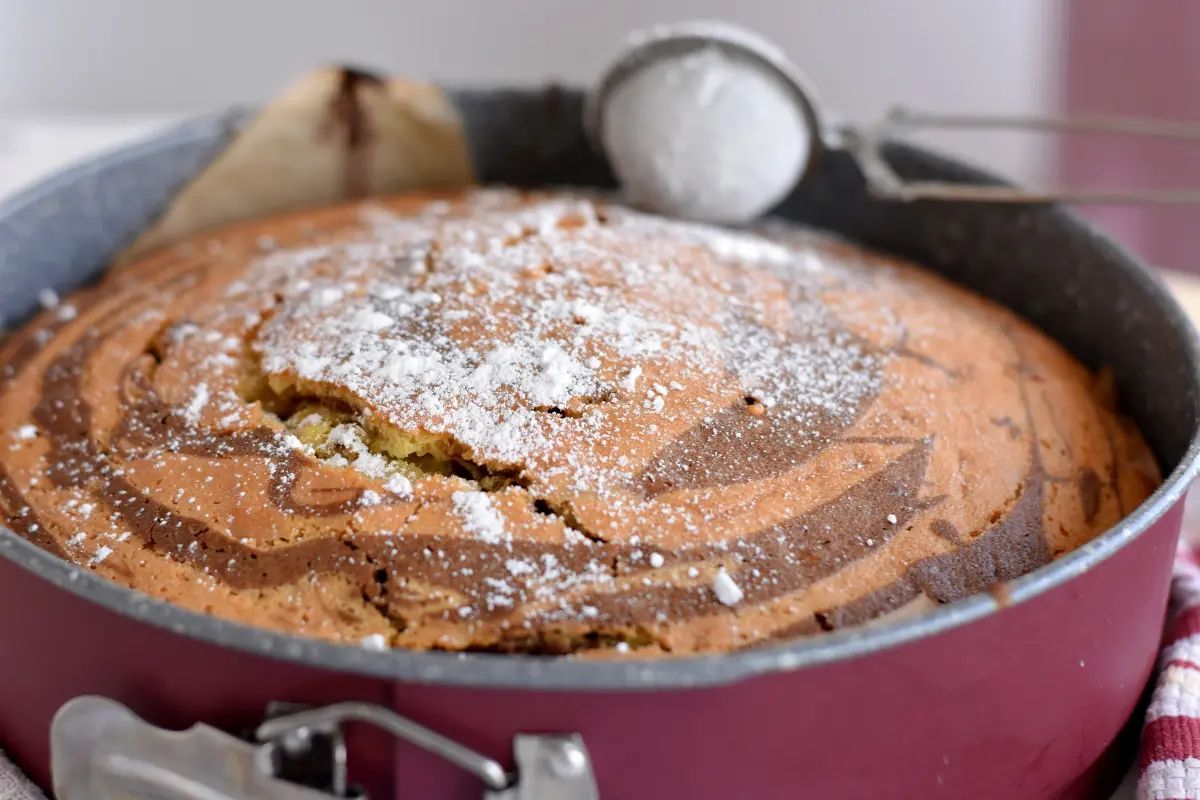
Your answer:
[320,67,384,198]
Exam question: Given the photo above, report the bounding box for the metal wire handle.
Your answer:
[846,105,1200,204]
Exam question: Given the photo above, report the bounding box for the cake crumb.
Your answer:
[383,474,414,498]
[988,582,1013,608]
[712,567,744,607]
[360,633,389,650]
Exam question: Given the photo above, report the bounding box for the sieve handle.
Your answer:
[845,106,1200,204]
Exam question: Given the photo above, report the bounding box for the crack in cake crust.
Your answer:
[0,189,1164,655]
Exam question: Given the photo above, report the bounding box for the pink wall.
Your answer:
[1059,0,1200,273]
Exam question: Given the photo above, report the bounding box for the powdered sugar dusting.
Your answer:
[182,384,211,424]
[452,491,509,546]
[324,424,390,478]
[175,189,890,638]
[91,545,114,566]
[231,188,884,507]
[383,473,414,498]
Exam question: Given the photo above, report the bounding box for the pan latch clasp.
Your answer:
[257,701,600,800]
[51,696,600,799]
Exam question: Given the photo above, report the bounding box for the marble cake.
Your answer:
[0,189,1161,655]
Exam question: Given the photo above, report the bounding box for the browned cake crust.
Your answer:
[0,189,1162,656]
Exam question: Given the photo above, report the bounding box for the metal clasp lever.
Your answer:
[257,702,599,799]
[846,106,1200,204]
[51,696,600,799]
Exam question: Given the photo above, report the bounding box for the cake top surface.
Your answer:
[0,189,1159,655]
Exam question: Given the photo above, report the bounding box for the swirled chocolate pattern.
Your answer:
[0,190,1162,655]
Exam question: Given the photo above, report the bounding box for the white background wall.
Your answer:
[0,0,1063,183]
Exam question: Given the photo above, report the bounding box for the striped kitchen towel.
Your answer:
[1140,542,1200,799]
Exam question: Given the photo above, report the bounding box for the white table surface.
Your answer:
[0,115,186,200]
[0,116,1150,799]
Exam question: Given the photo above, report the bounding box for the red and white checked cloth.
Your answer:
[1139,540,1200,799]
[0,750,42,800]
